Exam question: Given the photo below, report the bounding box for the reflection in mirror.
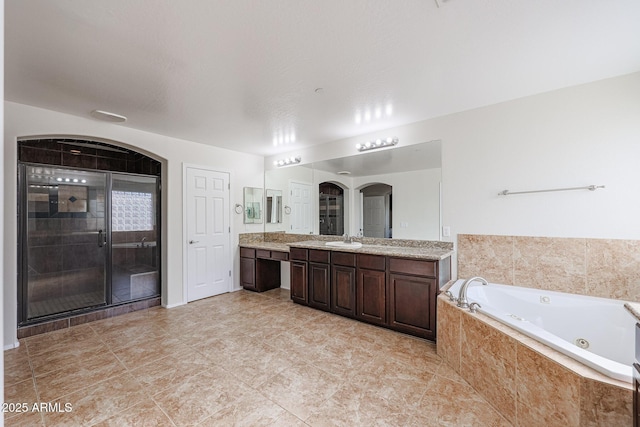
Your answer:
[319,182,344,236]
[264,165,314,233]
[243,187,263,224]
[266,189,282,224]
[264,140,441,240]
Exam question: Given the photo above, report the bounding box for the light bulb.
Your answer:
[375,139,382,146]
[81,179,87,183]
[355,143,362,149]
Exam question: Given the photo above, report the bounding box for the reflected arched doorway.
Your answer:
[319,182,344,235]
[360,183,392,238]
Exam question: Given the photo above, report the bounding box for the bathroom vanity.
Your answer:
[239,234,452,340]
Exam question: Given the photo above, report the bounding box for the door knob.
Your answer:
[189,240,199,244]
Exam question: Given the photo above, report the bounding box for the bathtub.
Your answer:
[447,279,635,383]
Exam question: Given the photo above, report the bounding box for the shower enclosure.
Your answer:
[18,139,161,325]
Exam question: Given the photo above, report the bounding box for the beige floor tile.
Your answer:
[411,375,511,427]
[305,380,415,427]
[4,409,45,427]
[110,336,186,369]
[152,365,253,426]
[257,361,344,421]
[91,398,175,427]
[4,378,38,405]
[43,372,147,427]
[196,392,290,426]
[24,324,101,356]
[35,350,126,402]
[128,349,214,393]
[5,289,522,426]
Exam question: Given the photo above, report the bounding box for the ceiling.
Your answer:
[5,1,640,157]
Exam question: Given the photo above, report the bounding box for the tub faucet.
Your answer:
[457,276,488,309]
[343,233,352,244]
[140,237,147,248]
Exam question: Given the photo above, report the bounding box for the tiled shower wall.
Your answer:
[457,234,640,303]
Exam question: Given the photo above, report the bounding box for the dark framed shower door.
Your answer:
[20,165,109,321]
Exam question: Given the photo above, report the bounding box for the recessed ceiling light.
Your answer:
[90,110,127,123]
[337,171,351,175]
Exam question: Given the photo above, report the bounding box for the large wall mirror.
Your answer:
[265,140,442,240]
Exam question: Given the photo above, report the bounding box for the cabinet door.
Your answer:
[331,265,356,317]
[309,262,331,311]
[388,273,436,339]
[240,257,256,291]
[356,268,386,325]
[290,261,308,305]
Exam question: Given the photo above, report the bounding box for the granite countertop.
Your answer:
[288,240,453,261]
[624,302,640,323]
[239,242,291,252]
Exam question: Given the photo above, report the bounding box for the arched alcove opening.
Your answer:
[17,137,162,327]
[358,183,392,238]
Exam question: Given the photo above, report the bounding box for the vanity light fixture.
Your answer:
[273,156,302,167]
[356,137,399,152]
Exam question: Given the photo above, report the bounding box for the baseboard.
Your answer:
[164,302,185,309]
[4,341,20,351]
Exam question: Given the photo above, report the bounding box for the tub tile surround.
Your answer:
[437,297,633,426]
[458,234,640,303]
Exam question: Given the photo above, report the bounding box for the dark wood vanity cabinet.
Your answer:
[289,248,308,305]
[331,252,357,317]
[240,247,288,292]
[356,254,387,326]
[388,258,439,339]
[288,246,451,340]
[308,250,331,311]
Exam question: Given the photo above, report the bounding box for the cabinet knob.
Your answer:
[189,240,199,244]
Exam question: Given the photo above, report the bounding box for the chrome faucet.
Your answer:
[140,237,147,248]
[343,233,353,244]
[457,276,488,308]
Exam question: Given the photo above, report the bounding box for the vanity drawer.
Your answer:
[309,249,330,264]
[332,252,356,267]
[271,250,289,261]
[357,254,385,271]
[240,248,255,258]
[290,248,308,261]
[389,258,436,277]
[256,249,271,259]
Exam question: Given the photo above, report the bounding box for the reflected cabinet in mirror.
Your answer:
[264,140,442,240]
[243,187,263,224]
[266,189,283,224]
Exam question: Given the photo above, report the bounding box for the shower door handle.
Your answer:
[98,229,105,248]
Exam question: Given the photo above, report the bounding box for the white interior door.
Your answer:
[363,195,385,237]
[290,181,312,234]
[185,167,230,302]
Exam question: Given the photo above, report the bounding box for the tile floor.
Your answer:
[4,288,511,426]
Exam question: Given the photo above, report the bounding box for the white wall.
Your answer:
[3,102,264,348]
[1,1,5,420]
[270,72,640,277]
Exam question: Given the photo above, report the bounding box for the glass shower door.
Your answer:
[23,166,108,320]
[110,174,160,303]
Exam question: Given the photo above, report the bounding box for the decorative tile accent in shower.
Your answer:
[458,234,640,302]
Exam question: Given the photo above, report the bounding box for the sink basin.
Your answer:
[325,241,363,249]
